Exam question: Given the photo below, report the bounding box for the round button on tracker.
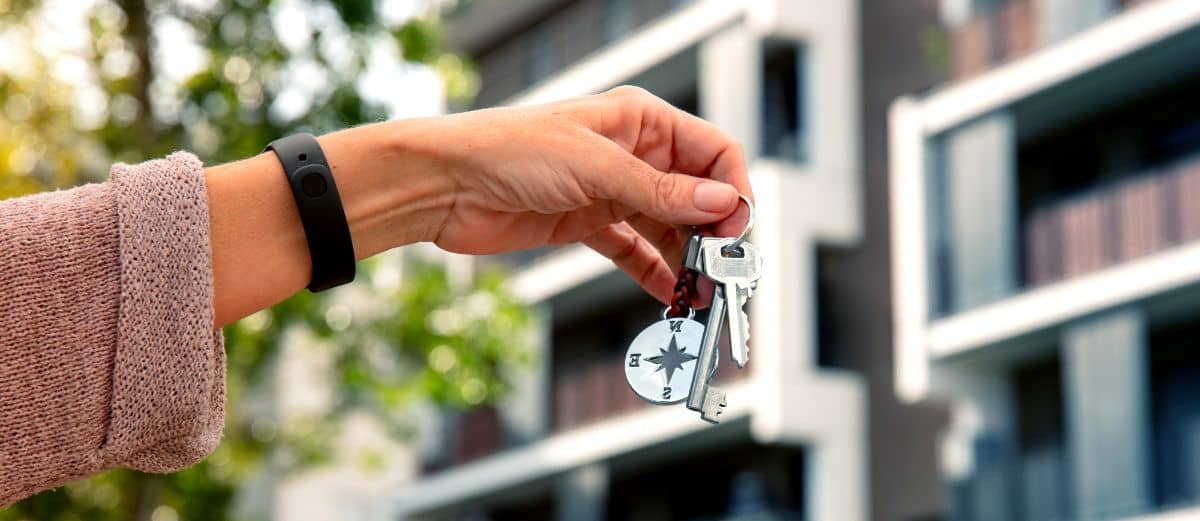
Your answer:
[292,163,330,198]
[300,171,328,197]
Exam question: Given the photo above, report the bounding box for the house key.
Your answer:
[701,237,762,368]
[685,195,761,423]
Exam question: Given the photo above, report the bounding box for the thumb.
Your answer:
[591,152,738,225]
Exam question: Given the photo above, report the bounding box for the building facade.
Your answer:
[382,0,883,519]
[890,0,1200,519]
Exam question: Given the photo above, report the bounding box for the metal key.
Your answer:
[679,193,761,423]
[686,282,728,423]
[700,237,763,368]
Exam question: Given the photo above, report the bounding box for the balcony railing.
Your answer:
[951,0,1037,80]
[430,340,750,468]
[422,405,505,473]
[471,0,693,108]
[553,346,748,431]
[1023,155,1200,287]
[949,0,1152,81]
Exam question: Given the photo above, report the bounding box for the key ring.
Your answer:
[660,305,695,321]
[722,194,755,256]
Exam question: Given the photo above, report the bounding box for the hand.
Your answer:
[396,86,753,304]
[207,87,751,326]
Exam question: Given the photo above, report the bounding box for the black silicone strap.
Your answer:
[265,133,356,292]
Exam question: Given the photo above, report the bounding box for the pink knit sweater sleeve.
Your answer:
[0,152,225,505]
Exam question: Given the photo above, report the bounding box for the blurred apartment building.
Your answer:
[378,0,955,520]
[890,0,1200,520]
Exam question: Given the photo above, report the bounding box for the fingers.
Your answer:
[620,215,714,309]
[623,214,686,267]
[583,222,677,304]
[582,137,739,226]
[660,106,754,239]
[668,110,753,194]
[596,87,752,193]
[590,87,754,237]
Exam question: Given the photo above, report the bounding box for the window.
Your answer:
[949,358,1070,520]
[488,494,555,521]
[761,40,806,163]
[624,45,701,116]
[1014,358,1071,519]
[1151,320,1200,508]
[607,445,806,519]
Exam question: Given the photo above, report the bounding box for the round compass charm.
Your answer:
[624,317,705,404]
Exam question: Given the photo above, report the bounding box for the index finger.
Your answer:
[589,87,754,238]
[666,109,754,238]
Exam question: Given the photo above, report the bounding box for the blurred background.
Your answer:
[4,0,1200,520]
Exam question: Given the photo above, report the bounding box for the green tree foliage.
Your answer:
[0,0,526,519]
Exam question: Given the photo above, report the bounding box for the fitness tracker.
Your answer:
[265,133,356,292]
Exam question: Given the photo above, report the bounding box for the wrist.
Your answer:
[318,120,457,257]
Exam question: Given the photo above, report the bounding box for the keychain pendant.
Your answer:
[624,313,706,405]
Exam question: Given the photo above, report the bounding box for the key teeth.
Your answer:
[737,305,750,368]
[700,388,727,424]
[732,294,751,368]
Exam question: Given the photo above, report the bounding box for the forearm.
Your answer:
[1,153,223,505]
[206,122,455,327]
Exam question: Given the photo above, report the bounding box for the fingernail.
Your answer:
[693,182,736,213]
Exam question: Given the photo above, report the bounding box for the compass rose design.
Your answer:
[645,334,698,385]
[625,317,705,404]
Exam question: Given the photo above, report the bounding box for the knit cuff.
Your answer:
[100,152,226,472]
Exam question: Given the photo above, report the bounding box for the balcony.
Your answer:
[1023,156,1200,288]
[460,0,694,108]
[949,0,1039,80]
[949,358,1071,520]
[923,19,1200,317]
[888,1,1200,401]
[553,334,749,432]
[419,441,807,520]
[947,314,1200,520]
[429,276,751,467]
[433,406,505,470]
[605,443,807,520]
[947,0,1159,82]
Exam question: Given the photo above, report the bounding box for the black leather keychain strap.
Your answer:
[266,133,356,292]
